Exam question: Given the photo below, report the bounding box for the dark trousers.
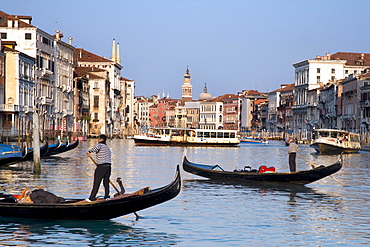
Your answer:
[89,165,111,200]
[289,153,296,172]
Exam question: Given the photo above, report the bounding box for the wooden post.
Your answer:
[32,111,41,173]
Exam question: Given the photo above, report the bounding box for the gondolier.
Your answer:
[287,138,299,172]
[86,134,112,202]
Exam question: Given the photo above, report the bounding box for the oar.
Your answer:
[87,155,121,194]
[296,153,346,187]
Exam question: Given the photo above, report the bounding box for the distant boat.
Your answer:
[182,155,342,185]
[310,129,361,154]
[133,128,240,147]
[240,137,268,144]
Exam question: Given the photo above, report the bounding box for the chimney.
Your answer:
[111,39,116,62]
[56,30,61,40]
[361,53,365,60]
[14,17,18,28]
[117,43,121,64]
[326,53,331,59]
[68,37,73,45]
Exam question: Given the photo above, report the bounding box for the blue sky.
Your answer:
[2,0,369,99]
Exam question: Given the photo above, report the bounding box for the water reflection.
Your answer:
[0,217,179,246]
[183,178,342,208]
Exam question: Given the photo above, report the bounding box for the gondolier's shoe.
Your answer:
[85,198,92,202]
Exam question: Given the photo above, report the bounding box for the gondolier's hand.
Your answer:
[86,152,91,157]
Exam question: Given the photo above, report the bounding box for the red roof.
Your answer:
[0,10,34,28]
[330,52,370,66]
[74,48,112,63]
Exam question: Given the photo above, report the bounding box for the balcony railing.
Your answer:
[0,104,18,112]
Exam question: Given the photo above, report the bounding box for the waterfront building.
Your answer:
[74,46,123,137]
[318,82,337,130]
[239,90,267,132]
[135,95,158,132]
[292,52,370,140]
[184,101,200,129]
[267,84,295,133]
[173,103,187,128]
[120,77,135,136]
[74,66,111,136]
[221,94,239,130]
[306,87,320,133]
[359,70,370,142]
[199,96,224,130]
[252,98,268,131]
[1,41,35,138]
[149,98,180,127]
[276,83,294,137]
[338,74,362,132]
[54,31,75,137]
[0,11,58,139]
[73,67,91,137]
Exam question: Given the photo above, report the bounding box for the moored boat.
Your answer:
[45,139,79,156]
[310,129,361,154]
[0,165,181,220]
[0,150,23,166]
[18,143,49,162]
[133,127,240,147]
[240,137,268,144]
[182,155,342,185]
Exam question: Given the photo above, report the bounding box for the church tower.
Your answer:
[181,66,193,102]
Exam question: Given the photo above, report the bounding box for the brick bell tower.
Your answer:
[181,66,193,102]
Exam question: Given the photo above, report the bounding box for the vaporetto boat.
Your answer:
[133,127,240,147]
[310,129,361,154]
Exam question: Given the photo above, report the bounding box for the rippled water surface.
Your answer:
[0,139,369,246]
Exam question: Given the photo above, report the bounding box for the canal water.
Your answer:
[0,139,369,246]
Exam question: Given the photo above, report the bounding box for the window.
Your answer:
[317,68,320,73]
[316,76,320,83]
[345,70,349,74]
[25,33,32,40]
[331,76,335,81]
[331,68,335,73]
[93,96,99,108]
[93,81,99,89]
[0,33,7,39]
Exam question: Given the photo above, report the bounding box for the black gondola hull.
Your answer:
[0,165,181,220]
[182,156,342,185]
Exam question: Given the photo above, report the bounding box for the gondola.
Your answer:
[0,165,181,220]
[18,143,49,162]
[45,139,79,156]
[45,141,60,155]
[0,151,23,166]
[182,155,342,185]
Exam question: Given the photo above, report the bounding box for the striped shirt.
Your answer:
[88,143,111,165]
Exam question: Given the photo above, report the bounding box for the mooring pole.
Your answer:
[32,110,41,173]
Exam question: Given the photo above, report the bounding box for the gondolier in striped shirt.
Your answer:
[86,134,112,202]
[287,138,299,172]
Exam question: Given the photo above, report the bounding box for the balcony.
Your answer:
[42,68,53,77]
[360,100,370,108]
[0,104,18,113]
[344,90,356,97]
[361,118,370,124]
